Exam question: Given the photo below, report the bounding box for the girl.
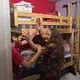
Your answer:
[37,18,64,80]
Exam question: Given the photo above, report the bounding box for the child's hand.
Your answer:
[36,17,43,31]
[21,29,29,37]
[18,35,23,41]
[21,29,35,41]
[36,17,42,27]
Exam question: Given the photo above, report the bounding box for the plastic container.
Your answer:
[13,1,34,12]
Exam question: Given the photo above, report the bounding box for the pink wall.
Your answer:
[10,0,55,14]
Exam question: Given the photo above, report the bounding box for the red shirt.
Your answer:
[12,41,31,80]
[12,46,24,80]
[18,41,30,52]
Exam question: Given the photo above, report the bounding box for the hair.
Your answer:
[11,27,22,43]
[48,28,65,67]
[32,35,46,47]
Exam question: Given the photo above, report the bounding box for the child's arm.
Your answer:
[21,44,42,68]
[22,29,38,52]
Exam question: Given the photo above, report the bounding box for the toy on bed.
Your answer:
[43,10,59,22]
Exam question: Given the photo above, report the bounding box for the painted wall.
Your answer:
[10,0,55,14]
[56,0,80,17]
[56,0,71,16]
[71,0,80,17]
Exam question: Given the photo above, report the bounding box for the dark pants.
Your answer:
[38,71,60,80]
[21,63,42,79]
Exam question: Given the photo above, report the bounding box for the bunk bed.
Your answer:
[11,2,79,78]
[13,8,74,68]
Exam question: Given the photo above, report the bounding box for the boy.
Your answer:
[11,27,42,80]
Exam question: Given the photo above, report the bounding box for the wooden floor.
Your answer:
[22,74,40,80]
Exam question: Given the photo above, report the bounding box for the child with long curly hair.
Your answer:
[38,28,64,80]
[36,17,65,80]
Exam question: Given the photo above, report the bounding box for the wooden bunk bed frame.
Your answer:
[72,18,80,71]
[13,7,79,70]
[72,18,80,52]
[14,9,72,34]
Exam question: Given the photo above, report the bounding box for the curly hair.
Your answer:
[48,28,65,67]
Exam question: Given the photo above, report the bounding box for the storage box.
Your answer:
[13,1,34,12]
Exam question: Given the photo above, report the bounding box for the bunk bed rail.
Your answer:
[14,9,72,33]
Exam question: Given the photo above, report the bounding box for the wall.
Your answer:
[10,0,55,14]
[73,0,80,17]
[56,0,71,16]
[56,0,80,17]
[0,0,13,80]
